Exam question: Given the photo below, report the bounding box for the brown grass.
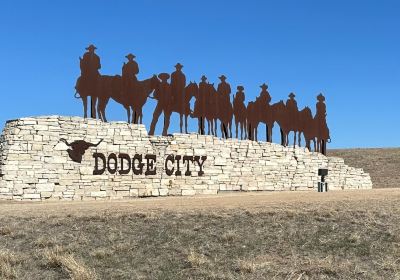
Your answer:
[0,189,400,279]
[43,246,97,280]
[328,147,400,188]
[0,250,22,279]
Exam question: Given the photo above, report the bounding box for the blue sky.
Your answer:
[0,0,399,148]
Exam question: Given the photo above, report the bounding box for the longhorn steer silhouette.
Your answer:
[59,138,103,163]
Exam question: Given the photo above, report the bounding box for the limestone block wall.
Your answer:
[0,116,372,201]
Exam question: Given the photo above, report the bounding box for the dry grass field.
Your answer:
[0,148,398,279]
[328,147,400,188]
[1,189,400,279]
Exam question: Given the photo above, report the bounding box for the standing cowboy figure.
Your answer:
[259,83,273,142]
[286,92,298,127]
[149,73,172,136]
[79,44,101,118]
[315,93,329,154]
[170,63,187,132]
[121,53,139,96]
[233,85,247,139]
[217,75,231,136]
[197,75,208,134]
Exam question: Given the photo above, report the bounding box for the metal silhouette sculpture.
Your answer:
[77,44,101,119]
[74,45,331,155]
[60,138,103,163]
[233,86,247,140]
[217,75,232,138]
[149,73,172,136]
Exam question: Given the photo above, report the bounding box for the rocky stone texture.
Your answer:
[0,116,372,201]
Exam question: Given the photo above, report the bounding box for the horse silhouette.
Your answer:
[171,82,198,134]
[75,46,331,155]
[76,74,159,124]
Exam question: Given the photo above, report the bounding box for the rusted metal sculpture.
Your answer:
[60,138,103,163]
[74,46,330,155]
[149,73,172,136]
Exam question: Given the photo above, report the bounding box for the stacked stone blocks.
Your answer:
[0,116,372,201]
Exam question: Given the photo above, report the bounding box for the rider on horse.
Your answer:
[217,75,231,106]
[259,83,271,104]
[286,92,298,129]
[122,53,139,95]
[80,44,101,93]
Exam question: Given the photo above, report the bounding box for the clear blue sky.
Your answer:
[0,0,399,148]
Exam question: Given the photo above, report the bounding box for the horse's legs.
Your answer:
[305,139,311,151]
[198,119,201,134]
[101,103,107,122]
[294,131,297,147]
[207,119,211,135]
[322,140,326,155]
[96,98,103,121]
[235,120,239,139]
[298,132,302,147]
[179,114,183,133]
[214,119,218,137]
[125,106,131,124]
[185,115,188,134]
[138,108,143,124]
[268,124,273,143]
[286,133,289,147]
[162,111,171,136]
[82,96,88,118]
[90,96,96,119]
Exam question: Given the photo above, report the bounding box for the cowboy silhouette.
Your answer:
[315,93,329,154]
[122,53,139,95]
[79,44,101,118]
[233,85,247,139]
[259,83,273,142]
[197,75,208,134]
[80,44,101,77]
[217,75,231,137]
[170,63,187,132]
[149,73,172,136]
[286,92,298,127]
[316,93,327,120]
[217,75,231,104]
[259,83,271,104]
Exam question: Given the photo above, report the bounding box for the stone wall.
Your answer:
[0,116,372,201]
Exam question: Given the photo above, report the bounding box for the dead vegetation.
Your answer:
[0,189,400,279]
[328,147,400,188]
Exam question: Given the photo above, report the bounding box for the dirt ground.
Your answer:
[0,188,394,217]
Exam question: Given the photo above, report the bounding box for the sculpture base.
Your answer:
[0,116,372,201]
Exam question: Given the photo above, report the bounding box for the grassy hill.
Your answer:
[328,148,400,188]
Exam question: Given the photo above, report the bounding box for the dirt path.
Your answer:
[0,188,398,217]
